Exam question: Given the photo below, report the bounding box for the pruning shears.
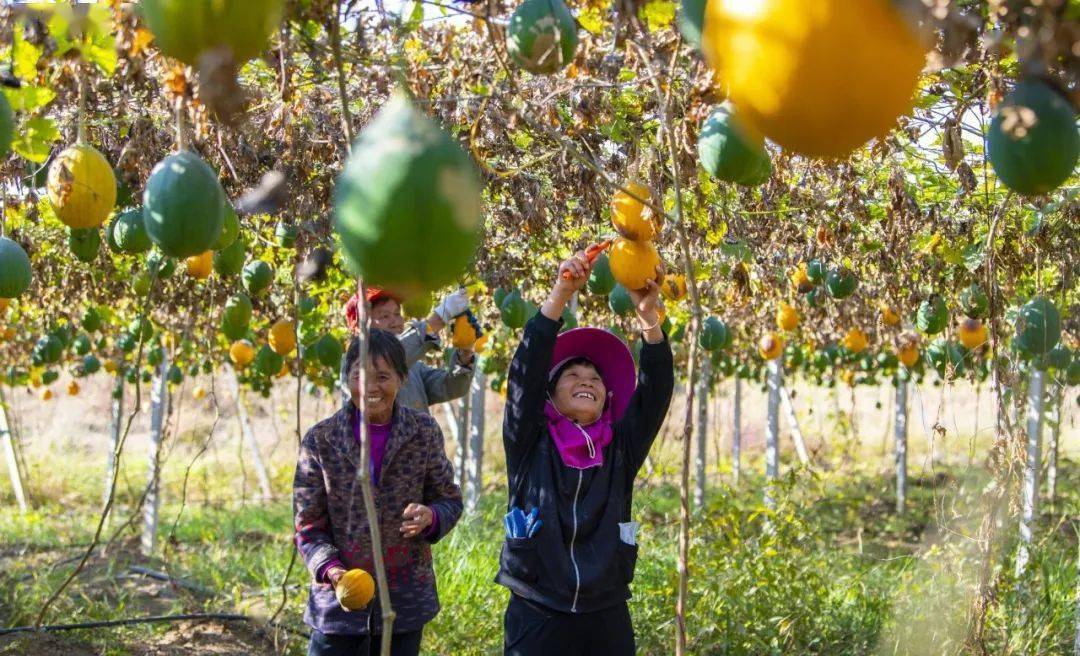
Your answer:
[561,239,613,280]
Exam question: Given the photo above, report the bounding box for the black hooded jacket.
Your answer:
[495,313,674,614]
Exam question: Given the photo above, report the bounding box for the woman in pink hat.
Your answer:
[496,250,674,655]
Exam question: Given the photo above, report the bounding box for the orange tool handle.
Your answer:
[561,240,613,280]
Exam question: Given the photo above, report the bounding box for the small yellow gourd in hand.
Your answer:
[335,568,376,611]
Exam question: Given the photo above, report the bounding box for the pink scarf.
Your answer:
[543,397,614,469]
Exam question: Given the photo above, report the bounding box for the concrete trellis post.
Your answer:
[465,371,486,514]
[895,380,908,513]
[141,358,169,556]
[453,393,470,490]
[0,387,27,513]
[228,368,273,500]
[103,377,123,515]
[764,359,781,509]
[732,377,742,486]
[1016,369,1045,578]
[780,385,810,466]
[693,360,710,511]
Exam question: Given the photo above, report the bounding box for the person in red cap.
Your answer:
[342,287,475,415]
[496,251,673,655]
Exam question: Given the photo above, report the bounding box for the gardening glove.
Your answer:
[334,568,376,612]
[504,506,542,539]
[434,288,470,324]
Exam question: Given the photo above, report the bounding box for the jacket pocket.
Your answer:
[616,540,639,584]
[500,537,539,583]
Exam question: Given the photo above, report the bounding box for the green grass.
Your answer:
[0,443,1076,655]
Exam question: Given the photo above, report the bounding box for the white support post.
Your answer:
[141,358,169,557]
[895,380,908,514]
[454,393,470,490]
[228,367,273,500]
[779,385,810,467]
[732,377,742,486]
[1046,384,1061,508]
[1016,370,1045,578]
[693,359,710,511]
[764,359,781,509]
[104,376,123,515]
[0,387,27,513]
[465,371,486,514]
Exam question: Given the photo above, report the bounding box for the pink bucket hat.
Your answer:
[548,327,637,421]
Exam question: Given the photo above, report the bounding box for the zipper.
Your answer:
[569,468,583,613]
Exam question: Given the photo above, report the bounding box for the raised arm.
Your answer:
[617,269,673,473]
[503,252,592,469]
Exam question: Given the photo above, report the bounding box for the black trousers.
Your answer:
[307,628,424,656]
[504,594,635,656]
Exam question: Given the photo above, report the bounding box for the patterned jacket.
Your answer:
[293,402,463,634]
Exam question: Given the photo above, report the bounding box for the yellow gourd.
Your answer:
[47,144,117,228]
[610,182,662,241]
[958,318,987,350]
[186,251,213,279]
[789,263,812,294]
[67,381,80,396]
[776,302,799,331]
[896,332,920,368]
[229,339,255,368]
[452,314,479,350]
[758,332,784,360]
[843,327,869,354]
[660,274,687,302]
[702,0,926,158]
[608,238,661,291]
[335,568,376,611]
[878,302,901,327]
[269,320,297,356]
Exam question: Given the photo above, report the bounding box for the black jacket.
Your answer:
[495,313,674,614]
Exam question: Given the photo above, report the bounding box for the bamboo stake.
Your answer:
[353,282,395,654]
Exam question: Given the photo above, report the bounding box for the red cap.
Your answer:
[345,288,398,333]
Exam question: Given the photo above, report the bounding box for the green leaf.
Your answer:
[962,242,985,273]
[403,0,424,32]
[12,27,42,80]
[639,0,676,31]
[2,85,55,112]
[84,41,117,75]
[12,116,60,164]
[719,240,753,263]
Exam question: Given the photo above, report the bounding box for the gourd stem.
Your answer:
[175,98,187,152]
[76,61,87,144]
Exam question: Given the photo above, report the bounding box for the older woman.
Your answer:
[496,252,674,655]
[294,329,463,656]
[343,287,476,414]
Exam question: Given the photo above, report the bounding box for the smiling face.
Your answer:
[370,299,405,335]
[552,360,606,425]
[348,354,402,424]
